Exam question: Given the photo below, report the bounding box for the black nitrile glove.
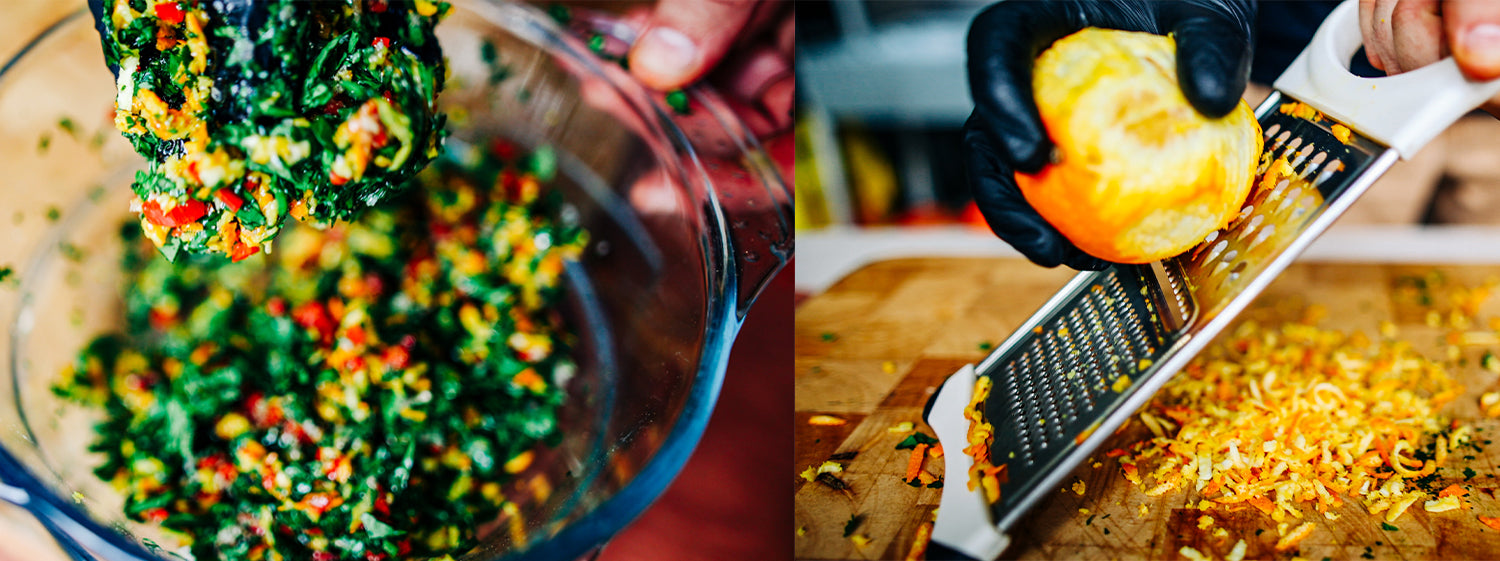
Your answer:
[964,0,1255,270]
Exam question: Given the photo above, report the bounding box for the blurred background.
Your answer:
[796,0,986,232]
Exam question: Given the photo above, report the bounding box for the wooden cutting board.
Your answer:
[794,257,1500,561]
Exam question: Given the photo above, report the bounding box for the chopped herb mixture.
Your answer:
[56,144,586,561]
[101,0,451,261]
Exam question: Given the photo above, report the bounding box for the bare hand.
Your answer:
[1359,0,1500,114]
[626,0,793,136]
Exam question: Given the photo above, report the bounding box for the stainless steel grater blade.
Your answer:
[926,3,1500,558]
[973,89,1392,535]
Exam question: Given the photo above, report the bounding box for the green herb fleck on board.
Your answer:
[0,267,12,284]
[821,332,838,342]
[59,242,85,262]
[1382,522,1398,531]
[895,432,938,450]
[1466,467,1478,480]
[979,341,994,351]
[38,133,50,152]
[46,206,61,222]
[666,89,690,115]
[843,514,865,537]
[587,34,606,55]
[58,117,78,138]
[1085,515,1095,526]
[1103,528,1110,535]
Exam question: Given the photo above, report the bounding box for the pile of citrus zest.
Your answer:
[963,376,1006,504]
[807,415,848,426]
[1117,317,1465,527]
[849,535,871,548]
[889,421,916,434]
[1071,479,1086,496]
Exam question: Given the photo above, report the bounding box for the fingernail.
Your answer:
[1462,23,1500,68]
[632,26,698,88]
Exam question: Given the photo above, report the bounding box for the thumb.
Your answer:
[1444,0,1500,81]
[1160,1,1255,118]
[628,0,757,91]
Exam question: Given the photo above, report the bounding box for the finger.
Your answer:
[1160,0,1256,118]
[1390,0,1445,73]
[738,0,789,49]
[710,45,793,134]
[1367,0,1401,72]
[1444,0,1500,80]
[1360,0,1385,70]
[966,2,1077,174]
[964,116,1110,271]
[775,6,794,58]
[628,0,760,91]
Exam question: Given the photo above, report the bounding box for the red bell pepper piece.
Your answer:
[154,2,185,24]
[230,243,260,263]
[216,189,245,211]
[141,199,206,228]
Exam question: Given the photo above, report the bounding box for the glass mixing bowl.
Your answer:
[0,2,791,560]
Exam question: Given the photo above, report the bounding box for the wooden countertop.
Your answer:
[794,257,1500,561]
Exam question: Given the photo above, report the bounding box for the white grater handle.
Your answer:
[1273,0,1500,159]
[925,364,1011,561]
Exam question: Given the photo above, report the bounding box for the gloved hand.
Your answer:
[964,0,1256,270]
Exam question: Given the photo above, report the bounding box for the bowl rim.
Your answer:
[0,2,742,560]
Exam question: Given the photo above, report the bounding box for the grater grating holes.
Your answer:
[1178,122,1332,306]
[1065,311,1100,412]
[1042,331,1079,426]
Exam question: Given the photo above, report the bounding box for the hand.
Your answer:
[626,0,793,136]
[964,0,1254,269]
[1359,0,1500,114]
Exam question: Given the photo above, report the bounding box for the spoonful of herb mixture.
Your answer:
[91,0,450,261]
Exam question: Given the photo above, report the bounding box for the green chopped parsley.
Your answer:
[101,0,452,261]
[56,143,587,561]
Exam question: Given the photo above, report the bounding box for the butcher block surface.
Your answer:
[794,257,1500,561]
